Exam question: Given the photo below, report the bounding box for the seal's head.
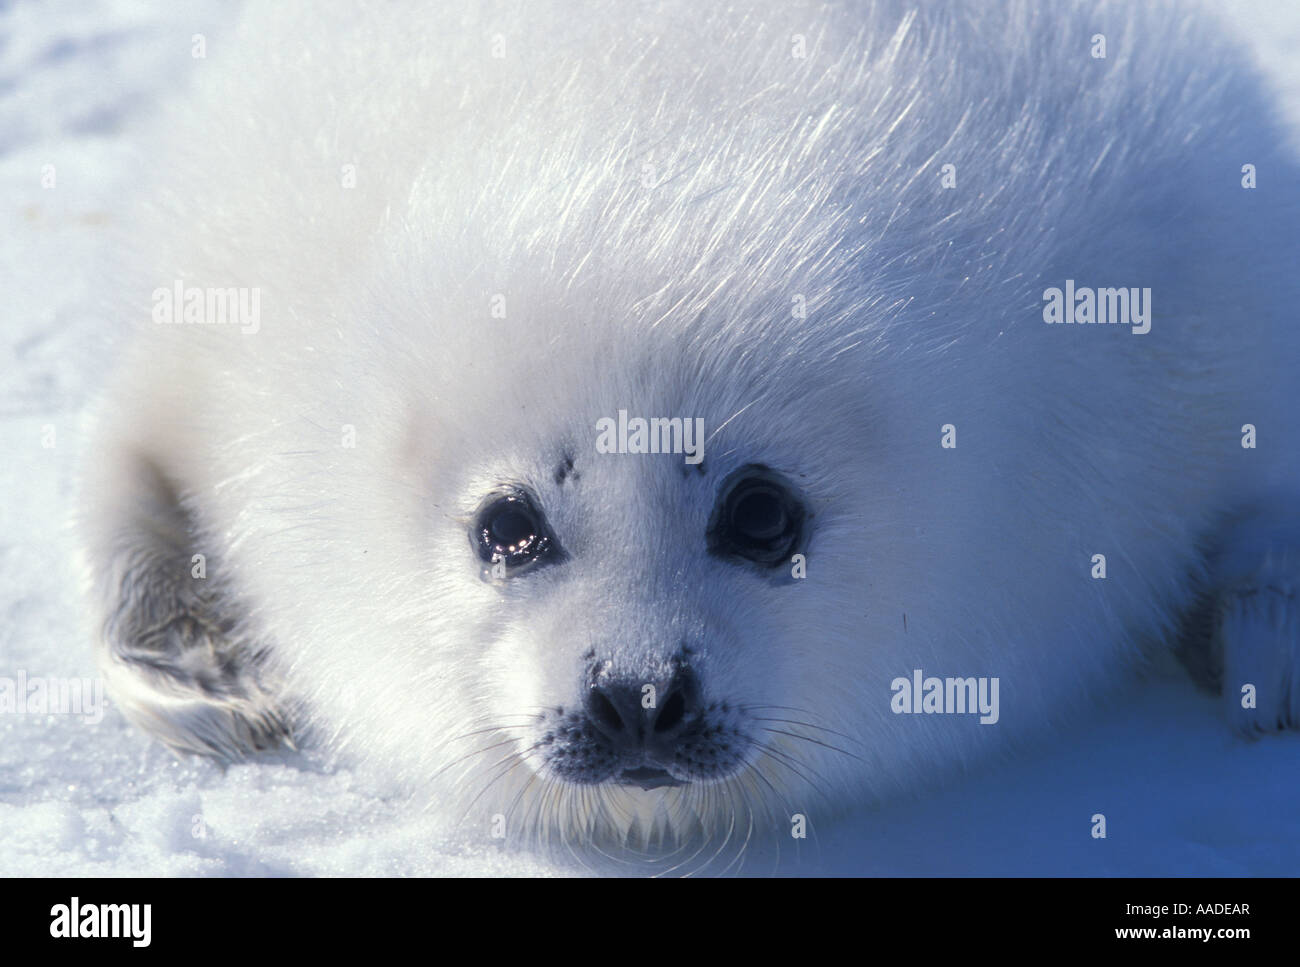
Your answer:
[387,306,895,856]
[357,219,1022,862]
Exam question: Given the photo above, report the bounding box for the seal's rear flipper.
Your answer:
[79,449,292,761]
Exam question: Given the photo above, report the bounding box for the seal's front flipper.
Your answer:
[78,447,293,761]
[1190,503,1300,733]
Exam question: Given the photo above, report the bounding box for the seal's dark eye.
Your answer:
[707,467,805,567]
[471,492,558,573]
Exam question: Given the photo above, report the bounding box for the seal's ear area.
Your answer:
[80,450,292,761]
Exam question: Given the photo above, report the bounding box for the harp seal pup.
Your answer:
[79,0,1300,863]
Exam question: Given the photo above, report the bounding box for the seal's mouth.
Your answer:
[618,766,688,790]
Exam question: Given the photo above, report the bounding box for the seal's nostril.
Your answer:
[654,689,686,733]
[590,689,625,733]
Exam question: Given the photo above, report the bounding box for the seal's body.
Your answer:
[80,0,1300,858]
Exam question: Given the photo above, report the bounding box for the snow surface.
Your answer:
[2,0,1298,877]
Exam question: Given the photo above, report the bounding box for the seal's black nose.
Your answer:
[541,658,748,786]
[584,666,697,760]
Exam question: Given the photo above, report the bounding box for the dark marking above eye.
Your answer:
[554,453,578,485]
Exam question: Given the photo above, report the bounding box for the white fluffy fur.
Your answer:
[80,0,1300,864]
